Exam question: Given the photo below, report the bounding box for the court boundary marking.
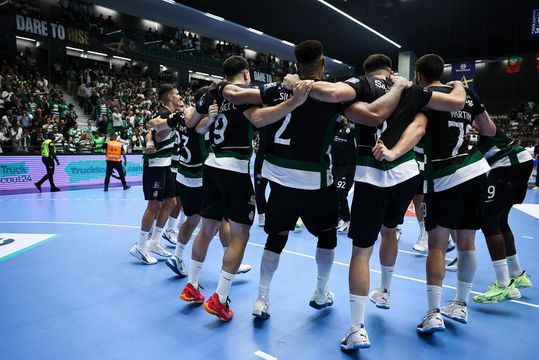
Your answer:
[0,220,537,310]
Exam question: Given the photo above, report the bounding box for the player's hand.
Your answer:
[208,100,219,120]
[390,75,412,89]
[372,140,397,161]
[290,80,313,107]
[283,74,300,90]
[145,145,156,154]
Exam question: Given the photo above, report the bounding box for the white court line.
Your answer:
[1,220,538,309]
[522,236,534,239]
[254,350,277,360]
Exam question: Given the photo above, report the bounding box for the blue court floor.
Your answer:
[0,186,538,360]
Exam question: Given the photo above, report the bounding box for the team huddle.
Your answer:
[128,40,533,351]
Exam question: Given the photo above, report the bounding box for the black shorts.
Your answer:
[264,181,338,236]
[481,160,533,236]
[142,166,176,201]
[176,181,203,217]
[424,174,487,232]
[348,175,420,248]
[199,165,255,225]
[416,171,425,195]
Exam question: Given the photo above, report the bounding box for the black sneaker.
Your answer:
[34,182,42,192]
[51,187,61,192]
[123,185,131,190]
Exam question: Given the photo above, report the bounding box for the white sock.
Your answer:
[138,230,149,249]
[350,294,367,328]
[150,219,157,234]
[418,220,426,236]
[380,265,394,291]
[216,270,235,303]
[178,211,186,228]
[493,259,510,287]
[427,285,442,311]
[259,250,280,297]
[187,260,203,288]
[166,216,177,231]
[174,242,186,259]
[455,281,472,304]
[315,248,334,292]
[150,226,163,242]
[506,254,523,277]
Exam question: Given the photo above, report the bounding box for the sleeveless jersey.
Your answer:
[176,117,210,187]
[422,87,490,193]
[204,84,256,174]
[344,76,432,187]
[260,85,343,190]
[143,106,179,168]
[478,129,533,170]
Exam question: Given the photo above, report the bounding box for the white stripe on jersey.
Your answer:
[176,172,203,188]
[489,150,533,170]
[262,160,333,190]
[204,152,249,174]
[429,157,490,193]
[355,158,420,188]
[148,157,172,167]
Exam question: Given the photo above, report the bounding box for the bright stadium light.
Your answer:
[66,46,84,52]
[87,50,108,57]
[281,40,295,46]
[113,55,132,61]
[162,0,176,4]
[247,27,264,35]
[205,13,225,21]
[317,0,402,48]
[332,59,343,64]
[16,35,36,42]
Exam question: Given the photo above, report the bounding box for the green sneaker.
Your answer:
[511,271,532,288]
[472,280,521,304]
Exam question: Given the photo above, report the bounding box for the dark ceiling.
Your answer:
[175,0,539,70]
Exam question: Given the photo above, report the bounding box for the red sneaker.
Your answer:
[180,283,205,303]
[203,293,234,321]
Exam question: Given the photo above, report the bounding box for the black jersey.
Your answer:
[205,84,256,174]
[331,121,356,167]
[422,87,489,192]
[176,117,209,186]
[143,106,178,168]
[260,85,343,190]
[344,76,432,187]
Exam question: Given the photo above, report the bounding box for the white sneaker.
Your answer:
[336,219,345,229]
[532,186,539,191]
[309,288,335,309]
[395,224,403,241]
[416,309,445,334]
[129,244,157,265]
[237,263,252,274]
[340,326,370,350]
[252,295,270,319]
[446,236,455,252]
[413,233,428,253]
[146,240,172,258]
[369,288,390,309]
[338,220,350,234]
[162,228,178,247]
[258,213,265,227]
[445,258,458,272]
[165,255,187,277]
[441,300,468,324]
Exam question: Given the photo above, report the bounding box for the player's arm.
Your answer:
[344,77,411,127]
[472,111,496,136]
[50,142,59,164]
[144,132,155,154]
[425,81,466,111]
[243,81,313,128]
[221,84,263,105]
[372,113,427,162]
[195,102,219,134]
[282,74,356,103]
[148,113,178,131]
[184,106,205,128]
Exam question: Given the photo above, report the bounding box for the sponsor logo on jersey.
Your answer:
[345,77,360,83]
[249,195,256,205]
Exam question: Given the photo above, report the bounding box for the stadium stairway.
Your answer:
[62,89,88,126]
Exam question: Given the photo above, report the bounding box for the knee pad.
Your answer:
[317,228,337,249]
[264,233,289,254]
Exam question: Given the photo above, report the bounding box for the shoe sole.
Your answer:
[148,250,172,258]
[417,326,446,334]
[441,313,467,324]
[129,248,157,265]
[341,343,371,351]
[162,234,177,246]
[179,293,204,303]
[252,311,270,319]
[203,302,233,321]
[309,300,334,310]
[165,260,187,278]
[237,268,251,274]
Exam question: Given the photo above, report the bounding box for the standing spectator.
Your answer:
[0,124,10,153]
[10,120,22,152]
[78,132,94,154]
[112,106,122,131]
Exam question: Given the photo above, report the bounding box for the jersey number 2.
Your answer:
[274,113,292,146]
